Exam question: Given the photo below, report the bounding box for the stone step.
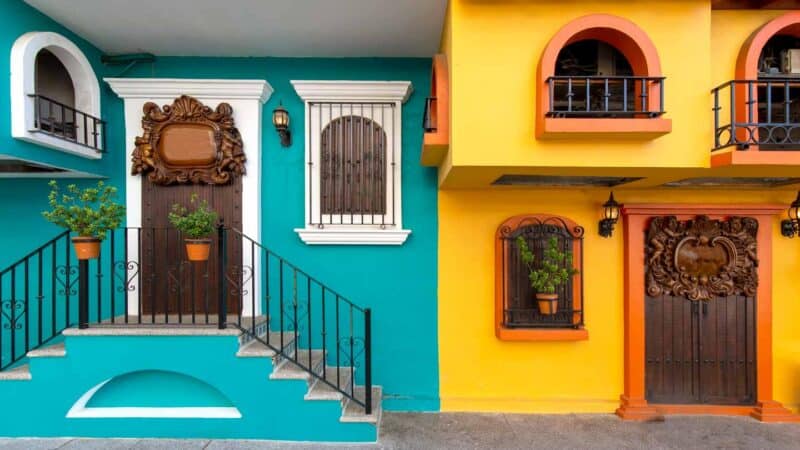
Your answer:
[305,366,354,400]
[270,349,325,380]
[0,364,31,381]
[341,386,382,424]
[27,342,66,358]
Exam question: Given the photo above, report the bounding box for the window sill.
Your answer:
[13,132,102,160]
[495,326,589,342]
[537,118,672,139]
[294,227,411,245]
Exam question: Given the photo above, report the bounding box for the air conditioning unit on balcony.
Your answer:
[781,49,800,74]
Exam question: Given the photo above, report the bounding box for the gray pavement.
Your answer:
[0,413,798,449]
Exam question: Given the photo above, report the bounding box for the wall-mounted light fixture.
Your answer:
[272,102,291,147]
[599,192,621,238]
[781,191,800,237]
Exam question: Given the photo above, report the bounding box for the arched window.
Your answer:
[11,31,103,158]
[536,14,670,138]
[320,115,386,215]
[495,214,586,341]
[34,49,77,140]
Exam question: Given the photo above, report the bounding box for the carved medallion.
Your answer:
[645,215,758,301]
[132,95,245,185]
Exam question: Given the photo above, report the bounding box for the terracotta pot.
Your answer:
[536,293,559,315]
[185,238,212,262]
[72,236,101,260]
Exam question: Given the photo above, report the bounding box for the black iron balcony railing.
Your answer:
[546,76,666,118]
[30,94,106,153]
[0,226,373,413]
[712,78,800,151]
[423,96,437,132]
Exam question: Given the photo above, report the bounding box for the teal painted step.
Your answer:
[0,328,380,442]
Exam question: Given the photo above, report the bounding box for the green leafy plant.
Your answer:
[42,180,125,240]
[168,194,218,240]
[516,235,579,294]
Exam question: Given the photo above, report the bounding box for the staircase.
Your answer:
[0,228,380,442]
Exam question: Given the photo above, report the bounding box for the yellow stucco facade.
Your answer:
[435,0,800,417]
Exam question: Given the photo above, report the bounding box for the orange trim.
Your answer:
[536,14,669,139]
[541,118,672,139]
[725,13,800,157]
[421,54,450,167]
[494,214,585,342]
[496,328,588,341]
[616,203,800,423]
[653,404,754,416]
[711,149,800,167]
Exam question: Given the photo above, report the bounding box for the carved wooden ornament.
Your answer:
[645,215,758,301]
[132,95,245,185]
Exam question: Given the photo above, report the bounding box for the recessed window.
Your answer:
[11,32,104,158]
[495,215,586,340]
[291,81,412,245]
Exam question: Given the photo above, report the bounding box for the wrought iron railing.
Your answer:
[227,227,372,413]
[30,94,106,152]
[546,76,666,118]
[423,97,437,132]
[498,217,584,329]
[306,101,396,229]
[0,226,373,413]
[712,78,800,151]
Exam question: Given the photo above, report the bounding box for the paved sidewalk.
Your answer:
[0,413,798,449]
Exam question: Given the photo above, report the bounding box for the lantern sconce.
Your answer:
[781,191,800,237]
[272,102,291,147]
[599,191,621,238]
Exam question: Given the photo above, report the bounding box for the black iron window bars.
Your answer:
[30,94,106,152]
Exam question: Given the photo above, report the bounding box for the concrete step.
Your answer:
[236,332,294,358]
[26,342,66,358]
[0,364,31,381]
[305,366,354,400]
[341,386,382,424]
[270,349,325,380]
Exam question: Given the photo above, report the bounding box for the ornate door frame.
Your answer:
[106,78,272,319]
[616,203,799,422]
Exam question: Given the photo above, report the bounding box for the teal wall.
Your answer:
[0,334,376,441]
[0,0,440,422]
[120,58,440,411]
[0,0,126,267]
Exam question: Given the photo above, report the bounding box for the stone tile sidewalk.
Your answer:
[0,413,798,449]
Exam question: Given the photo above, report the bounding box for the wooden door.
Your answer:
[131,95,247,319]
[644,215,758,406]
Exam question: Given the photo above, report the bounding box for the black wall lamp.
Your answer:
[599,192,621,238]
[781,191,800,237]
[272,103,291,147]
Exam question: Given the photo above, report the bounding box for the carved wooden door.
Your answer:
[644,216,757,405]
[133,96,244,318]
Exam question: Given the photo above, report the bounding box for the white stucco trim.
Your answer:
[105,78,272,317]
[10,31,102,159]
[66,379,242,419]
[291,80,412,246]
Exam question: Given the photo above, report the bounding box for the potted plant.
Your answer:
[168,194,218,262]
[42,180,125,260]
[516,235,579,315]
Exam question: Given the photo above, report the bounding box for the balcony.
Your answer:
[420,54,449,166]
[539,76,672,139]
[712,78,800,166]
[29,94,106,153]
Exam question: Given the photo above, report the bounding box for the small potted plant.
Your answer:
[168,194,218,262]
[516,235,579,315]
[42,180,125,260]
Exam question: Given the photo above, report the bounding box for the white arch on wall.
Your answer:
[10,31,102,159]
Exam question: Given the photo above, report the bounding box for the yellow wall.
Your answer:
[439,189,800,413]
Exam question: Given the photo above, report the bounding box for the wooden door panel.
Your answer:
[645,294,699,404]
[699,295,756,405]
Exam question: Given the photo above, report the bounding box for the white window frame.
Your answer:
[292,80,413,245]
[10,32,102,159]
